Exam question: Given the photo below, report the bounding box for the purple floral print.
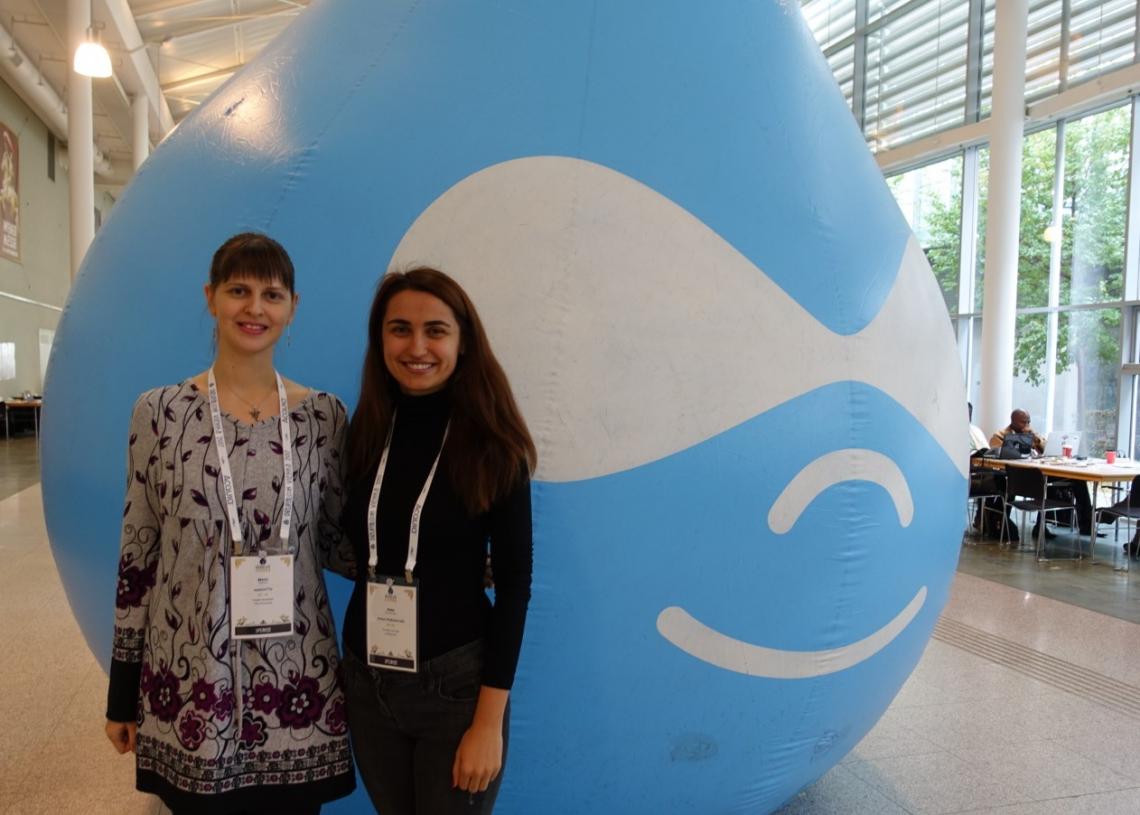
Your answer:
[276,675,325,728]
[116,559,157,609]
[148,667,182,723]
[178,709,207,751]
[190,677,217,712]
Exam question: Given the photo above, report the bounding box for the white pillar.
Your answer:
[132,93,150,170]
[1043,124,1066,433]
[978,0,1028,437]
[67,0,96,280]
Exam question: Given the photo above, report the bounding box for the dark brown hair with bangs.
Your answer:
[348,267,536,515]
[208,232,296,293]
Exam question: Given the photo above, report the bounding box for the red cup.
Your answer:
[1107,450,1117,464]
[1062,445,1073,458]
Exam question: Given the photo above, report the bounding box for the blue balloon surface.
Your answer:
[42,1,965,812]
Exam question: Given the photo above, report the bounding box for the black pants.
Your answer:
[1051,480,1093,533]
[170,807,319,815]
[341,640,507,815]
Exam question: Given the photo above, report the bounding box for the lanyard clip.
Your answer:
[405,569,414,584]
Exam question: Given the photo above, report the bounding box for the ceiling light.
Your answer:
[74,20,112,78]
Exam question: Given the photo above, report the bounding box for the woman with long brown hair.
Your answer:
[339,267,535,814]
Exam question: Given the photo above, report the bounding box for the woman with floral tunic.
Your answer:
[105,233,356,814]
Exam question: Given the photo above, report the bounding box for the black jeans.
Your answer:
[341,640,508,815]
[170,808,319,815]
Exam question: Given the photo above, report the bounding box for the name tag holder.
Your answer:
[366,575,419,671]
[366,411,448,672]
[208,369,296,641]
[231,553,295,639]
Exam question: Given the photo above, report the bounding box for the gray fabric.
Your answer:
[111,381,355,796]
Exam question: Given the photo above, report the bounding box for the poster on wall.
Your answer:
[0,123,18,262]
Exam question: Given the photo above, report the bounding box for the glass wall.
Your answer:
[805,2,1140,453]
[1055,309,1122,455]
[886,155,964,312]
[864,0,970,148]
[803,0,1138,152]
[883,100,1134,447]
[1016,127,1058,309]
[1061,106,1130,306]
[1011,313,1050,422]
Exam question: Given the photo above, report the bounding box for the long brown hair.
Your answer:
[347,267,536,514]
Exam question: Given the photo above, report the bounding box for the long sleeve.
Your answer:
[106,392,164,722]
[316,395,357,580]
[482,473,533,689]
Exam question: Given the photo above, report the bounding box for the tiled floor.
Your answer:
[0,436,39,501]
[4,438,1140,814]
[958,532,1140,625]
[778,579,1140,813]
[0,481,159,814]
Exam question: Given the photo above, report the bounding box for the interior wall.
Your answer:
[0,76,116,397]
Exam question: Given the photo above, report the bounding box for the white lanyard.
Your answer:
[207,368,294,553]
[366,409,450,582]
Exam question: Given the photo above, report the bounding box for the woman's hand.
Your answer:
[105,720,137,754]
[452,720,503,793]
[452,686,509,793]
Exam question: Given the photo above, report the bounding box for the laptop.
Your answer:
[1044,430,1082,458]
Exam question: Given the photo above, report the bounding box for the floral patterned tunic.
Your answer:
[106,381,356,812]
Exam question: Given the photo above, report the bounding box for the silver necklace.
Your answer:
[224,380,276,421]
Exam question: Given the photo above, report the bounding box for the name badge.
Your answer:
[230,554,295,639]
[367,576,419,672]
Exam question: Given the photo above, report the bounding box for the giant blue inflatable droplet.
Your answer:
[42,1,966,812]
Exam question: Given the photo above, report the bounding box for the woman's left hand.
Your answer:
[452,720,503,793]
[452,685,510,793]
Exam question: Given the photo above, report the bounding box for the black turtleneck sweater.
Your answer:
[341,389,532,689]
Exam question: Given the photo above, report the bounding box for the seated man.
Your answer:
[990,409,1045,454]
[991,409,1094,537]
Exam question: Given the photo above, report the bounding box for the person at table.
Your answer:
[968,402,989,454]
[990,409,1096,537]
[968,403,1004,537]
[989,409,1044,454]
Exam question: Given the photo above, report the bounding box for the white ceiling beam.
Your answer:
[143,5,306,41]
[99,0,175,136]
[875,120,992,175]
[133,0,308,20]
[1027,62,1140,125]
[161,63,240,93]
[875,61,1140,175]
[132,0,217,17]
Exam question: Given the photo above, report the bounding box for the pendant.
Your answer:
[249,407,261,420]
